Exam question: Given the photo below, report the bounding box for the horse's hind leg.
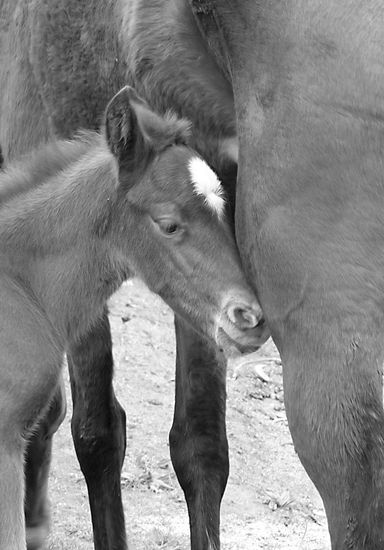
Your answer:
[169,315,228,550]
[282,322,384,549]
[67,309,127,550]
[24,378,66,550]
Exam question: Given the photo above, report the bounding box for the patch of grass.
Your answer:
[142,526,184,550]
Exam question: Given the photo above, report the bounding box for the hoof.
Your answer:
[26,523,49,550]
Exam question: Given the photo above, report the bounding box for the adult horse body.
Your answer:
[194,1,384,549]
[3,1,383,549]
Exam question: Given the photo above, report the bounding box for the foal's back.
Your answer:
[0,133,97,204]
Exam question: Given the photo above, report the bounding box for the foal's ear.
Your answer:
[105,86,191,168]
[132,104,191,151]
[104,86,150,170]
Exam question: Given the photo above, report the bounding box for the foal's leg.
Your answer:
[25,379,66,550]
[169,316,228,550]
[0,435,26,549]
[67,310,127,550]
[0,283,64,550]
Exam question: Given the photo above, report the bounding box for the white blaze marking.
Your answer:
[188,157,225,218]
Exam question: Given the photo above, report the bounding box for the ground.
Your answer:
[48,280,330,550]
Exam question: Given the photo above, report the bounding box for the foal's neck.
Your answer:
[0,146,129,344]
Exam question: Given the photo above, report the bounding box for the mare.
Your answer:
[0,84,268,550]
[190,1,384,549]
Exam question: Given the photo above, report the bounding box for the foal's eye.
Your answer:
[155,218,183,238]
[163,222,179,235]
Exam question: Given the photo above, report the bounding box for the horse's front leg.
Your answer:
[67,308,127,550]
[25,379,66,550]
[169,315,229,550]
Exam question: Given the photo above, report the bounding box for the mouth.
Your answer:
[217,316,271,354]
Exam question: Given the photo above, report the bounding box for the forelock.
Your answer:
[188,157,225,218]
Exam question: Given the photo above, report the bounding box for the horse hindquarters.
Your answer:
[169,315,229,550]
[67,310,127,550]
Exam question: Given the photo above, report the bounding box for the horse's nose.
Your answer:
[225,299,264,330]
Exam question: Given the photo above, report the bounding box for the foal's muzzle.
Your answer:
[219,294,270,352]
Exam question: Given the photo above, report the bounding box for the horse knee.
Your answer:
[169,423,196,497]
[26,522,49,550]
[169,423,188,486]
[24,381,66,542]
[71,399,126,479]
[169,421,229,497]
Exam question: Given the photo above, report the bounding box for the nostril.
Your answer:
[257,317,266,328]
[227,304,258,329]
[239,310,257,328]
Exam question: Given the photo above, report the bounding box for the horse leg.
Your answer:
[169,315,228,550]
[24,378,66,550]
[0,435,26,549]
[67,310,127,550]
[282,326,384,549]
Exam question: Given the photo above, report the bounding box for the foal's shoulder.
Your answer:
[0,274,63,373]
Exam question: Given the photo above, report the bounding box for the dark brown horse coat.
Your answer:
[2,0,384,549]
[194,1,384,549]
[0,0,236,169]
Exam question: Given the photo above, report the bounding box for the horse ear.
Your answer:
[132,103,191,151]
[104,86,150,170]
[105,86,191,169]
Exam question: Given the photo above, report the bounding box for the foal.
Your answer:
[0,86,267,549]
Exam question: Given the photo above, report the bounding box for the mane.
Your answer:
[0,131,100,204]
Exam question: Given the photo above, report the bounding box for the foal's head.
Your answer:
[104,87,269,351]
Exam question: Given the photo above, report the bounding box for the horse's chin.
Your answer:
[216,329,257,355]
[217,323,271,356]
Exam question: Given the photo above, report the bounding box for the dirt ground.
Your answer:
[47,279,330,550]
